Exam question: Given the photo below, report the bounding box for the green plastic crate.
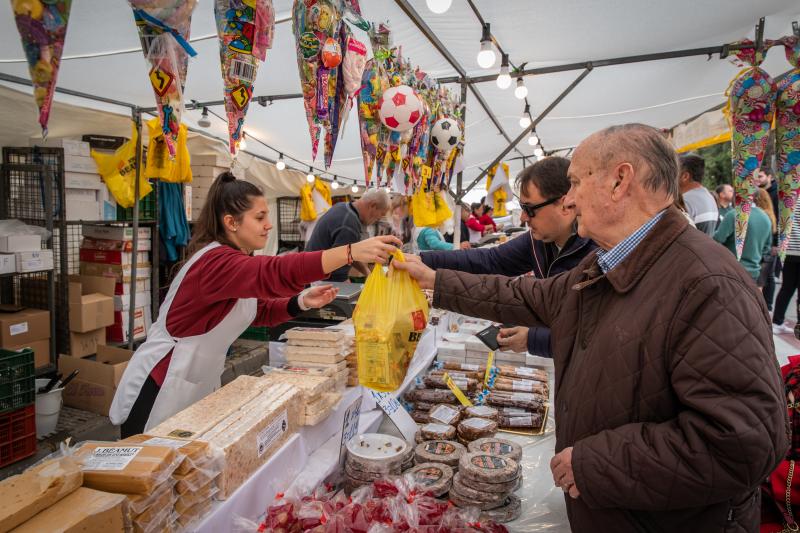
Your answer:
[116,187,156,221]
[239,326,269,342]
[0,349,35,415]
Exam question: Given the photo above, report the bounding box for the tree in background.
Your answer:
[697,141,732,190]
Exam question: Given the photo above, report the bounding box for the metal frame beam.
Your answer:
[458,67,593,200]
[0,72,138,110]
[393,0,527,160]
[140,93,304,113]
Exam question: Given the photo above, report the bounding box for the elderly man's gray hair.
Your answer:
[360,188,391,210]
[594,123,680,201]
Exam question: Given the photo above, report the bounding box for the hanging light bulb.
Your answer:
[306,166,315,183]
[238,133,247,150]
[536,154,546,162]
[528,132,539,146]
[351,183,359,193]
[476,24,496,69]
[514,78,528,100]
[533,146,544,157]
[496,54,511,89]
[276,154,286,171]
[384,186,392,194]
[426,0,452,14]
[331,176,340,190]
[197,107,211,128]
[519,103,531,129]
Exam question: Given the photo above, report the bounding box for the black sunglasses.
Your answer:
[520,196,562,217]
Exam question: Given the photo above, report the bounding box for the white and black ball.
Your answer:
[431,118,461,150]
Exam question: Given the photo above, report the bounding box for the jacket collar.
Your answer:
[573,206,689,294]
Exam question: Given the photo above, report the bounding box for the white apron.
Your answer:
[109,242,257,430]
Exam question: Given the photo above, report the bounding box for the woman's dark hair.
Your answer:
[187,171,263,256]
[470,202,483,215]
[515,157,571,200]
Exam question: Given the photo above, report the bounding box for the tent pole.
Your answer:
[438,42,755,84]
[393,0,527,160]
[140,93,305,114]
[128,107,142,351]
[458,67,593,201]
[453,82,468,246]
[0,72,138,110]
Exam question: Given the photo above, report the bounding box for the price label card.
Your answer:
[371,391,418,441]
[338,397,363,467]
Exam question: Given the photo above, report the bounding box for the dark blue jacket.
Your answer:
[421,231,596,357]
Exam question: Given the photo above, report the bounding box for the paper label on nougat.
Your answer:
[168,429,196,438]
[515,367,535,376]
[257,410,288,458]
[83,446,143,471]
[143,437,189,449]
[508,416,534,427]
[462,364,479,371]
[511,380,534,392]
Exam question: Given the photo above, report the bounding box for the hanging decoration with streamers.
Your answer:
[215,0,276,155]
[129,0,198,159]
[486,163,511,217]
[726,39,777,259]
[776,35,800,258]
[356,24,464,192]
[291,0,363,168]
[11,0,73,136]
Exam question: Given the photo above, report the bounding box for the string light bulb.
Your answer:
[276,154,286,171]
[528,133,539,146]
[197,107,211,128]
[514,78,528,100]
[331,176,340,190]
[519,103,531,129]
[426,0,451,14]
[476,24,496,69]
[306,167,315,183]
[533,146,544,157]
[351,183,359,193]
[496,54,511,89]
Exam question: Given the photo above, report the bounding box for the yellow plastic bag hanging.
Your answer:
[432,191,452,226]
[354,250,430,392]
[299,179,332,222]
[411,176,438,228]
[91,121,152,208]
[144,118,193,183]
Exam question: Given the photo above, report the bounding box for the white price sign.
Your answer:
[339,397,363,467]
[371,391,418,441]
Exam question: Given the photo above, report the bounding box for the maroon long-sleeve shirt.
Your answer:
[150,245,326,385]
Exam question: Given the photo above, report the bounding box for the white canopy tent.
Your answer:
[0,0,798,205]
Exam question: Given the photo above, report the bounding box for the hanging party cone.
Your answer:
[215,0,275,155]
[728,42,777,259]
[776,36,800,258]
[130,1,198,158]
[11,0,73,136]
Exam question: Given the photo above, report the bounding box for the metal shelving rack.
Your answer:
[0,148,66,373]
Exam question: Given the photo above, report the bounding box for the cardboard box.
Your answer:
[64,154,98,173]
[79,249,149,266]
[81,237,151,252]
[107,306,151,343]
[58,345,133,415]
[64,171,104,190]
[0,234,40,253]
[0,254,15,275]
[0,309,50,346]
[82,225,151,241]
[68,275,115,333]
[15,250,54,272]
[66,188,100,220]
[113,291,150,312]
[29,137,91,156]
[115,278,151,295]
[5,338,50,368]
[97,187,117,221]
[69,328,106,358]
[80,263,152,283]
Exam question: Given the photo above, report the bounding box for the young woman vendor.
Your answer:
[110,172,400,436]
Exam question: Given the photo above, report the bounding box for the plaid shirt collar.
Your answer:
[596,210,666,274]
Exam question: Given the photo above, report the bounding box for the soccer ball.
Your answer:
[378,85,423,132]
[431,117,461,151]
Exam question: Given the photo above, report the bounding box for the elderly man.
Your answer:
[306,188,390,281]
[395,124,787,532]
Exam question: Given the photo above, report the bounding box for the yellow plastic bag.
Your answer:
[299,179,332,221]
[91,122,152,208]
[354,250,430,392]
[411,177,438,228]
[432,191,452,226]
[144,118,192,183]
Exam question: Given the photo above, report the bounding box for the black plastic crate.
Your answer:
[0,349,35,415]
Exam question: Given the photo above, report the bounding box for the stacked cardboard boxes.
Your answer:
[30,138,116,221]
[0,233,53,274]
[59,345,133,416]
[189,154,241,221]
[0,309,51,369]
[80,225,152,343]
[68,275,114,357]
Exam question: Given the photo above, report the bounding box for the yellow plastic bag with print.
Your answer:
[411,176,438,228]
[144,118,192,183]
[354,250,430,392]
[91,122,152,208]
[432,191,452,225]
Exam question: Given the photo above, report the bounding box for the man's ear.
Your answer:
[611,162,634,200]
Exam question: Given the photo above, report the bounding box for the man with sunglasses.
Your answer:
[412,156,596,357]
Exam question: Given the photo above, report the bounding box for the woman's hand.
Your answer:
[300,285,339,309]
[350,235,401,264]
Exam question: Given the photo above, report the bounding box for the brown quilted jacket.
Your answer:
[432,207,788,532]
